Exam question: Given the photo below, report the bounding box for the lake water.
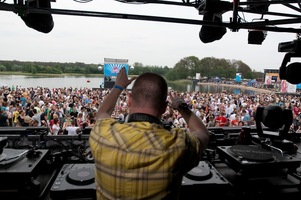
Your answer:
[0,75,258,94]
[0,75,103,89]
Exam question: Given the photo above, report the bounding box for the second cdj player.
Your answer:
[0,138,50,200]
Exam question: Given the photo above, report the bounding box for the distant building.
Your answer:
[264,69,280,85]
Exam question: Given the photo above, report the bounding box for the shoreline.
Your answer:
[197,82,273,94]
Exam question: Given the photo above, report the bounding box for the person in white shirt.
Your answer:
[229,110,237,122]
[51,118,60,135]
[225,102,233,118]
[31,108,41,126]
[66,120,81,135]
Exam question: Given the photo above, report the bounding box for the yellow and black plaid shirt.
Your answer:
[89,118,202,200]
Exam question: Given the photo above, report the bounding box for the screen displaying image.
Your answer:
[104,63,129,77]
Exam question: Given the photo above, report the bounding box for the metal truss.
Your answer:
[0,0,300,33]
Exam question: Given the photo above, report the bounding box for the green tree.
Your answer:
[0,58,262,80]
[172,56,200,79]
[0,65,6,72]
[31,66,37,74]
[199,57,219,78]
[11,64,23,72]
[165,69,180,81]
[253,70,264,79]
[235,61,253,79]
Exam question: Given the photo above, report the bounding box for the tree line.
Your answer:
[0,56,264,81]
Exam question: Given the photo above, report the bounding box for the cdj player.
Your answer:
[0,149,49,200]
[182,160,229,186]
[50,163,96,200]
[180,160,230,199]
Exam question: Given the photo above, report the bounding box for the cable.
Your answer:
[28,133,91,161]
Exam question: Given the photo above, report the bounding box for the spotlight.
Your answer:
[199,12,226,43]
[255,105,292,139]
[280,62,301,84]
[20,0,54,33]
[278,39,301,53]
[248,29,267,45]
[278,40,301,84]
[247,0,270,12]
[279,52,301,84]
[198,0,231,43]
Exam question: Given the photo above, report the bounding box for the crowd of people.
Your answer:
[0,83,301,134]
[1,72,301,200]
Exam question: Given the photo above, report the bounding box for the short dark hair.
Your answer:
[131,72,168,110]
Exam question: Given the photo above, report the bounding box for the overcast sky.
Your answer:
[0,0,299,72]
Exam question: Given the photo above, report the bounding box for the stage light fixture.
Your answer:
[255,104,293,139]
[247,0,270,12]
[20,0,54,33]
[278,39,301,54]
[248,29,267,45]
[199,12,226,43]
[279,52,301,85]
[278,40,301,84]
[198,0,231,43]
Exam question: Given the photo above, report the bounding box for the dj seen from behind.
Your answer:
[89,67,210,200]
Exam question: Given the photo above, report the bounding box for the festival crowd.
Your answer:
[0,85,301,134]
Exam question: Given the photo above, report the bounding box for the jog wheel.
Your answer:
[185,163,212,181]
[66,168,95,185]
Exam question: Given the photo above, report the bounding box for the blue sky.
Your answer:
[0,0,299,72]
